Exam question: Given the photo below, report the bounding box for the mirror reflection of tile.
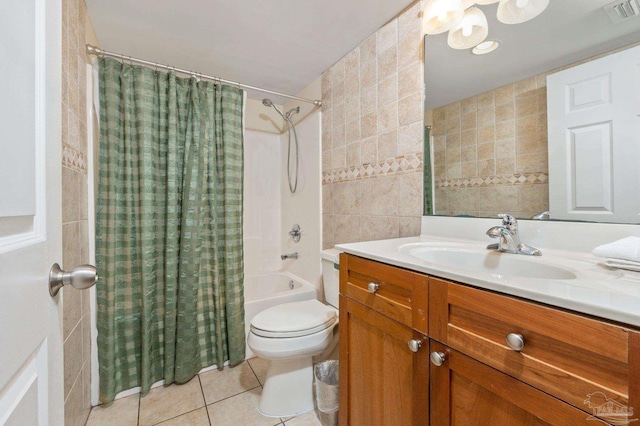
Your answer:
[426,42,640,222]
[430,75,549,220]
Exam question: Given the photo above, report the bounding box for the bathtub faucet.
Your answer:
[281,252,299,260]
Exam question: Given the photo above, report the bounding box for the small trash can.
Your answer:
[314,360,339,426]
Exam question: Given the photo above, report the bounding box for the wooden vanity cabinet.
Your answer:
[339,254,640,425]
[339,254,429,426]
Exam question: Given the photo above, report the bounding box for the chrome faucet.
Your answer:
[281,252,299,260]
[531,211,551,220]
[486,214,542,256]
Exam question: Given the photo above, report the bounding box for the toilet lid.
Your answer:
[250,299,337,338]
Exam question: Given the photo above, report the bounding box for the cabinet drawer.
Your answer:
[340,254,428,334]
[430,278,640,421]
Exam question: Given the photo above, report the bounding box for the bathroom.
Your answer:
[1,0,639,425]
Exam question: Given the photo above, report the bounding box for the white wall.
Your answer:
[280,111,323,290]
[243,130,282,276]
[244,76,323,291]
[245,98,286,134]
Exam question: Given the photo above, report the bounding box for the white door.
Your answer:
[547,45,640,223]
[0,0,64,425]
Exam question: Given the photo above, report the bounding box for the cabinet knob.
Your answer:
[367,282,380,293]
[429,351,446,366]
[407,339,422,352]
[506,333,525,351]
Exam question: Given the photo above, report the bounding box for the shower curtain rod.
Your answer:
[86,45,323,107]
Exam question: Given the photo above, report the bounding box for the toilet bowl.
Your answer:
[247,248,341,418]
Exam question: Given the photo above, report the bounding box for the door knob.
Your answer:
[430,351,447,366]
[408,339,423,352]
[367,282,379,293]
[49,263,98,297]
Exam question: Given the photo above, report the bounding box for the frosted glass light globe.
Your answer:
[497,0,549,24]
[447,7,489,50]
[423,0,465,35]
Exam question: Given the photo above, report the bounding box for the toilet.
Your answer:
[248,248,341,418]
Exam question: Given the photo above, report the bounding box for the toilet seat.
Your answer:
[250,299,337,338]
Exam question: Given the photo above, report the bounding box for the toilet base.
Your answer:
[258,357,314,418]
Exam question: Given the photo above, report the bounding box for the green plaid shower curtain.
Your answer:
[96,57,245,403]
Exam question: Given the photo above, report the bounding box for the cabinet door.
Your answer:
[429,341,596,425]
[339,296,429,426]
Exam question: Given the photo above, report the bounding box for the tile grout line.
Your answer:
[62,363,84,406]
[131,362,273,426]
[137,391,141,426]
[204,385,262,407]
[246,359,262,386]
[197,374,213,425]
[145,375,211,425]
[150,407,208,426]
[62,311,83,345]
[143,375,209,426]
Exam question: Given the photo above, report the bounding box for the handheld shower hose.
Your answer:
[263,99,300,193]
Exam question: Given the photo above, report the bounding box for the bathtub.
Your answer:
[244,272,318,359]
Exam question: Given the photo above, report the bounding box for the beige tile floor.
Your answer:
[86,358,324,426]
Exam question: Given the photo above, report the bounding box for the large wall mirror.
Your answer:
[423,0,640,224]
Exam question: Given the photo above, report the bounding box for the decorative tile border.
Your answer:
[322,152,423,184]
[435,172,548,189]
[62,143,87,174]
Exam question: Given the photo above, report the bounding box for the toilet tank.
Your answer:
[321,249,341,309]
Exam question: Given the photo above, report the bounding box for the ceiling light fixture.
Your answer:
[447,6,489,49]
[422,0,465,34]
[471,40,500,55]
[497,0,550,24]
[423,0,548,51]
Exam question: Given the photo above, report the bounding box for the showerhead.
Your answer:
[262,98,288,122]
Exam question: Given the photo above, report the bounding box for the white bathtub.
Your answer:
[244,272,318,359]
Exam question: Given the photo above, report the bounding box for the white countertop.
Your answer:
[336,235,640,328]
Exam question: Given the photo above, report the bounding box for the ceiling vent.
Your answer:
[605,0,640,23]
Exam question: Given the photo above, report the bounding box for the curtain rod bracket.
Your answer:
[86,45,101,56]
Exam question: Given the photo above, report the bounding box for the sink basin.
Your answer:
[407,247,577,280]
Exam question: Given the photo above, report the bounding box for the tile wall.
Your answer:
[62,1,95,424]
[321,1,425,248]
[431,76,549,219]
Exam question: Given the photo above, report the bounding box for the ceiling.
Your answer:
[425,0,640,110]
[86,0,415,104]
